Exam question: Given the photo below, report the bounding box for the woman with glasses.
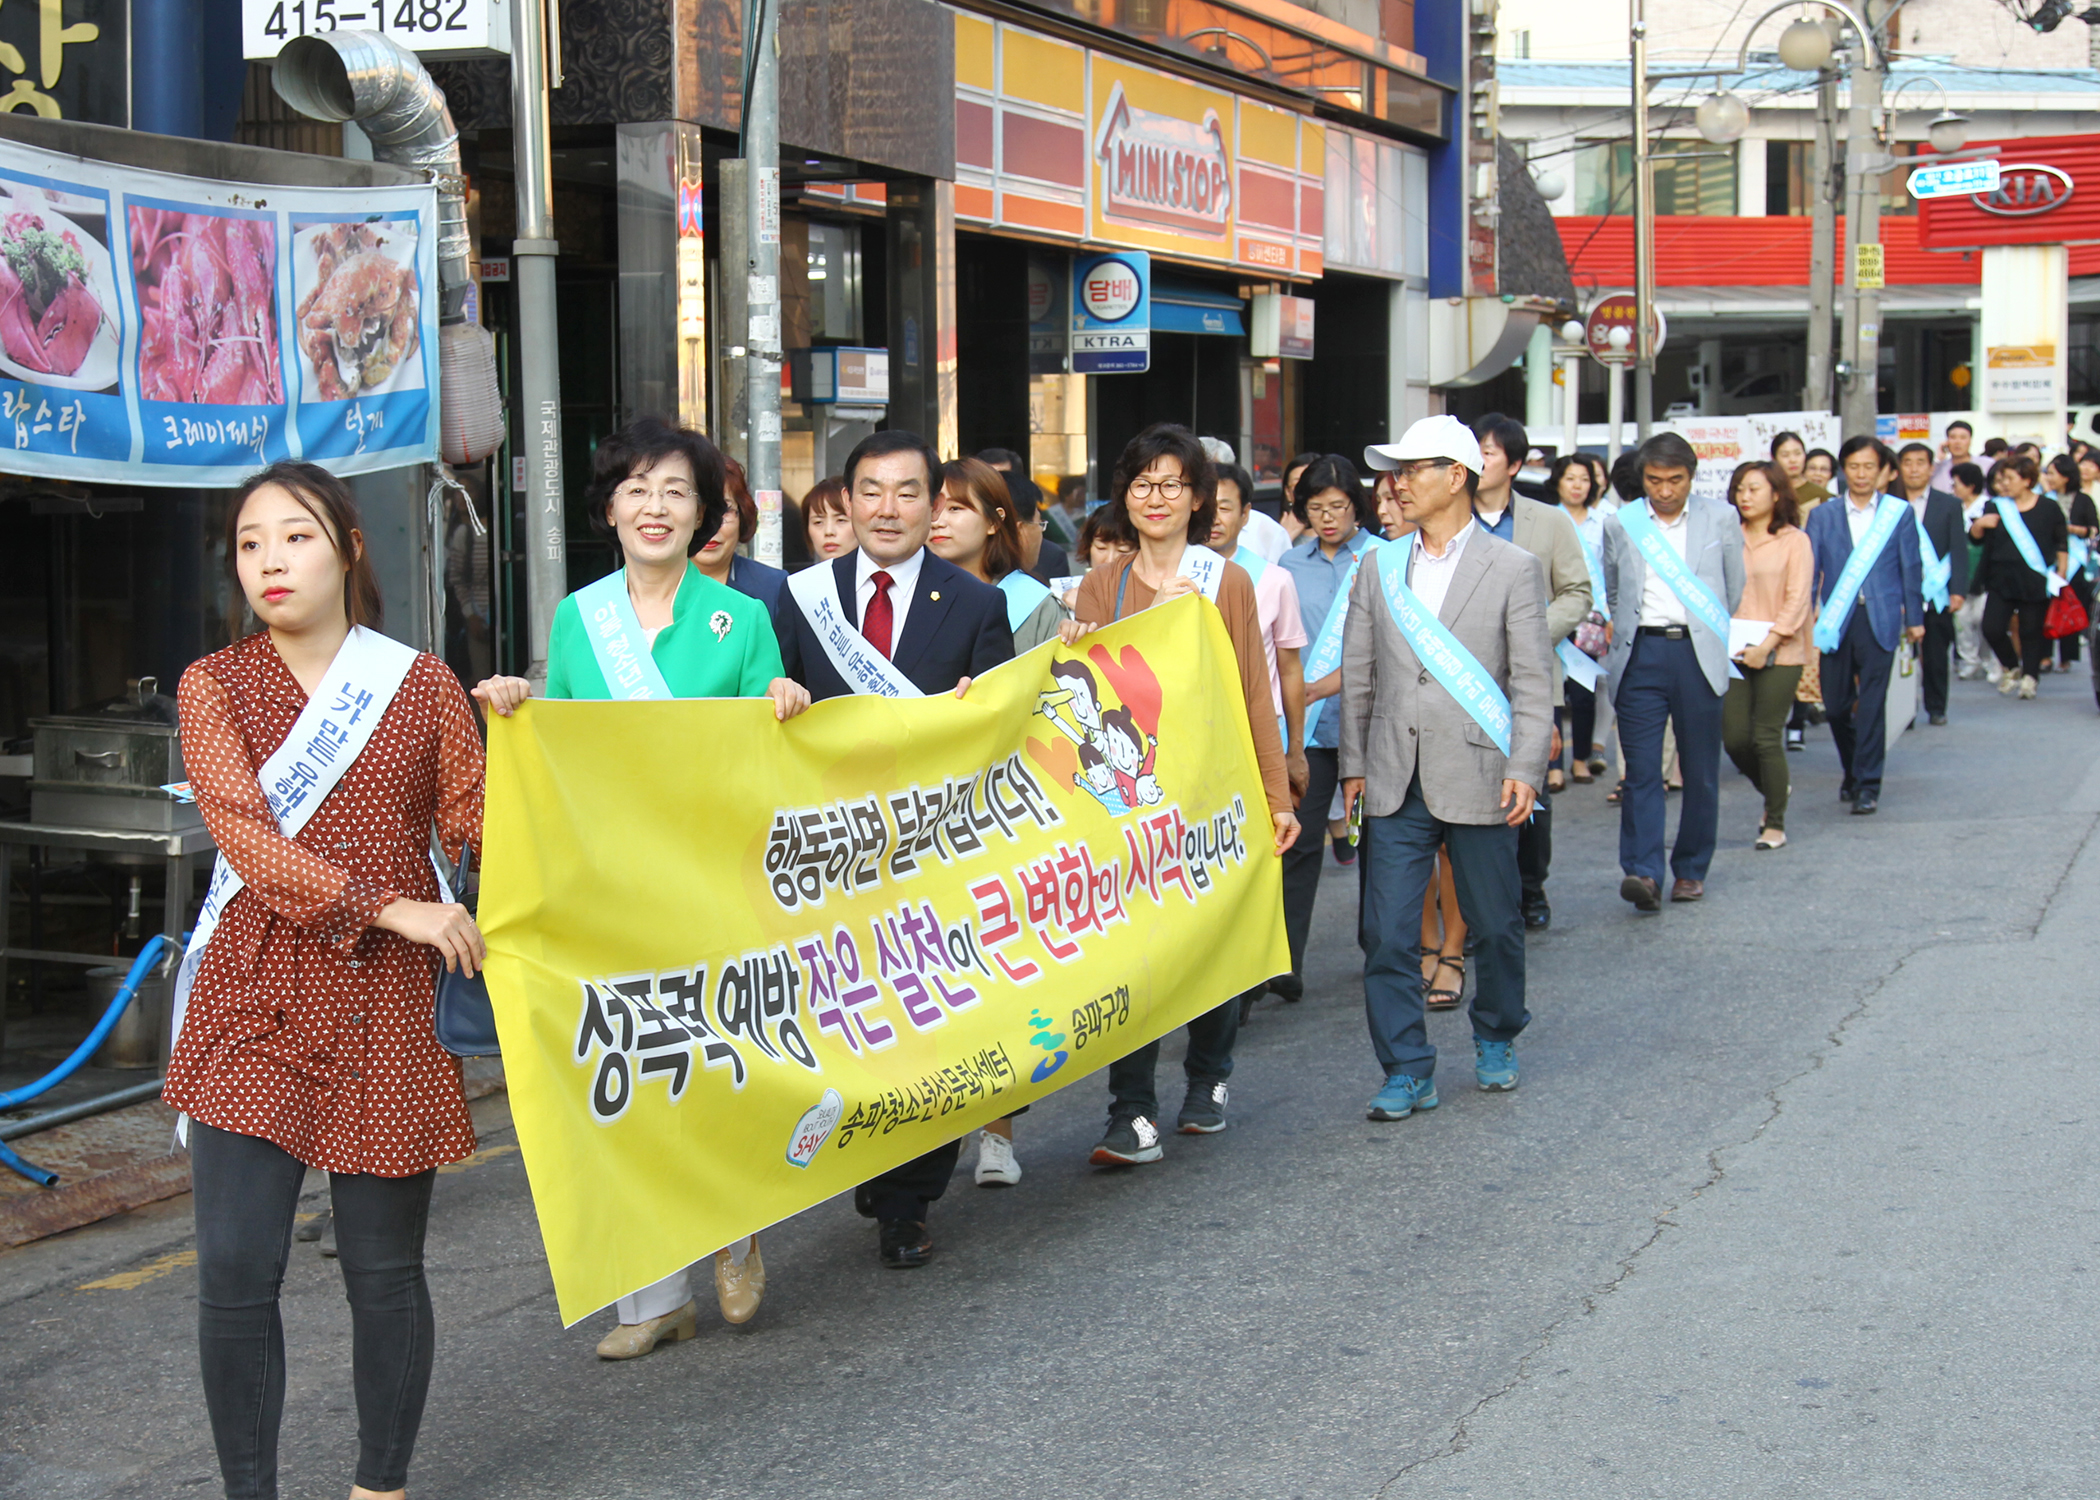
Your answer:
[1060,423,1296,1161]
[1276,454,1384,998]
[474,416,809,1359]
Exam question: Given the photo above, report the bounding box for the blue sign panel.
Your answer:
[1071,251,1150,375]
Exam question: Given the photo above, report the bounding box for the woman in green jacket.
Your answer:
[475,416,807,1360]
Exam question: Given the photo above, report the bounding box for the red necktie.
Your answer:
[863,570,895,658]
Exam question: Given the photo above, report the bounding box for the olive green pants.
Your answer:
[1722,662,1804,830]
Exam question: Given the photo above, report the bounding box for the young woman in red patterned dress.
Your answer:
[170,461,485,1500]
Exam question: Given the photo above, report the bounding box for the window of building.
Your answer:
[1574,139,1736,216]
[1763,139,1918,217]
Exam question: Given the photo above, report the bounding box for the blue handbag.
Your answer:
[431,850,499,1057]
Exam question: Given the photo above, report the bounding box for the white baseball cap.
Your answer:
[1364,415,1484,475]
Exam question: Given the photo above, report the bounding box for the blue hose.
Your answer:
[0,933,177,1186]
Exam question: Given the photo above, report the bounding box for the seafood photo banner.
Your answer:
[480,600,1288,1324]
[0,136,437,485]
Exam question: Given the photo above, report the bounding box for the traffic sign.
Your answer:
[1584,294,1666,365]
[1907,158,2001,201]
[1071,252,1150,375]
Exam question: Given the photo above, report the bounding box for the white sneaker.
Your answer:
[1987,666,2005,685]
[974,1130,1022,1187]
[1999,671,2021,695]
[2020,674,2039,699]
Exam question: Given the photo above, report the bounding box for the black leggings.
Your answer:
[1982,594,2047,680]
[190,1122,437,1499]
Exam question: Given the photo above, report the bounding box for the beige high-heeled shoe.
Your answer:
[594,1299,697,1359]
[715,1237,765,1324]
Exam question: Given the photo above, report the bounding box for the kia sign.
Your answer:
[1907,159,2001,201]
[1975,164,2074,217]
[1071,252,1150,374]
[1584,294,1666,366]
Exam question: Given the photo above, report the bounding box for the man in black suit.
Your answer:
[1897,442,1969,726]
[779,429,1013,1268]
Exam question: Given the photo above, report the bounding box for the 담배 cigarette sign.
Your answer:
[1071,251,1150,375]
[0,134,437,485]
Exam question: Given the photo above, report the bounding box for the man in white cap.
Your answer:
[1340,415,1553,1120]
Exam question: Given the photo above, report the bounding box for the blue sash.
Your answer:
[1813,496,1909,653]
[997,570,1053,634]
[1556,638,1601,691]
[1233,544,1269,587]
[1301,535,1385,742]
[2071,534,2093,582]
[1992,498,2064,597]
[575,570,675,700]
[1618,502,1733,645]
[1370,539,1513,755]
[1915,515,1951,612]
[1575,521,1608,613]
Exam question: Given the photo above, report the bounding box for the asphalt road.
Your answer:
[5,664,2097,1499]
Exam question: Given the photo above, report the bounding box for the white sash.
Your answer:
[574,569,675,700]
[997,570,1053,634]
[170,627,422,1106]
[1048,574,1085,602]
[787,562,924,698]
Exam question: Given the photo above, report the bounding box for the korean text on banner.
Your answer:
[480,600,1288,1325]
[0,134,438,485]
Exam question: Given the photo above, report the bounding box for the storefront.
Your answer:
[950,9,1334,493]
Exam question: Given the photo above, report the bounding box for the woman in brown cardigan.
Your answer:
[1722,460,1814,850]
[1059,423,1296,1165]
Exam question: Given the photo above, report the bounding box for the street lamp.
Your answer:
[1927,110,1972,153]
[1777,17,1835,70]
[1694,91,1750,144]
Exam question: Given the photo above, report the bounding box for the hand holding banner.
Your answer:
[480,599,1287,1324]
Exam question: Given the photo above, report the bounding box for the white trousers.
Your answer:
[1956,591,1987,671]
[616,1268,692,1324]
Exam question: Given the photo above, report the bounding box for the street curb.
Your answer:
[0,1151,192,1247]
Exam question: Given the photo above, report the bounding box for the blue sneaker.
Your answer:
[1475,1039,1519,1091]
[1367,1073,1439,1121]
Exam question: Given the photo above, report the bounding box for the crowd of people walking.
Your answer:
[162,401,2093,1499]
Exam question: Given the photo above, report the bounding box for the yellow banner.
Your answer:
[480,599,1286,1323]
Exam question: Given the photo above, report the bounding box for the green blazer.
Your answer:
[546,564,784,700]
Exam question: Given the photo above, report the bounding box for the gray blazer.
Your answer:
[1337,530,1555,826]
[1599,498,1746,699]
[1504,496,1594,708]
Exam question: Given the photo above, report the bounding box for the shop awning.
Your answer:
[1151,276,1246,337]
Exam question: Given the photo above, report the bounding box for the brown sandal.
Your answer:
[1425,955,1465,1010]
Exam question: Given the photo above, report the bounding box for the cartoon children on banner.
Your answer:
[1031,646,1164,816]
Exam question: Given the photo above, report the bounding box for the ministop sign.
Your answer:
[1907,159,2001,201]
[1071,251,1151,375]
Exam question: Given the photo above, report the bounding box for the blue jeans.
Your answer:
[1357,778,1529,1080]
[190,1123,435,1499]
[1615,632,1725,886]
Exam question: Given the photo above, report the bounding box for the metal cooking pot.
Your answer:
[29,676,203,832]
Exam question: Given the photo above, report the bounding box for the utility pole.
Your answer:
[1630,0,1656,442]
[1839,6,1884,436]
[742,0,784,567]
[513,0,566,684]
[1805,66,1838,414]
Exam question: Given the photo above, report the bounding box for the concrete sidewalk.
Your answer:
[1391,753,2100,1497]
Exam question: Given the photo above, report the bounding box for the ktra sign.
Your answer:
[1918,133,2100,249]
[1093,80,1232,240]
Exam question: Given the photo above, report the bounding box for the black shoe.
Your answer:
[878,1220,933,1268]
[1929,713,1948,725]
[1851,790,1879,815]
[1839,781,1857,803]
[1523,901,1551,931]
[1785,726,1805,752]
[1177,1080,1229,1134]
[1267,973,1304,1003]
[1331,840,1357,866]
[1089,1114,1163,1165]
[295,1208,329,1243]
